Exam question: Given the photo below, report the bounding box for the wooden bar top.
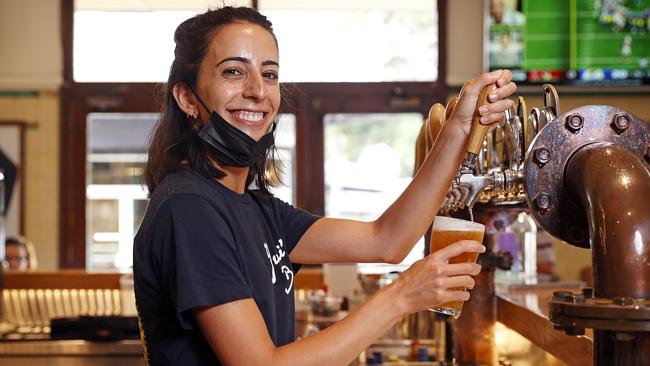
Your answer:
[2,271,124,289]
[496,283,593,366]
[2,268,327,290]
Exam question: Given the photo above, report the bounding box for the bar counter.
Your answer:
[1,270,596,365]
[0,339,143,366]
[496,283,593,366]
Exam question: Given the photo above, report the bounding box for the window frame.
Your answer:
[59,0,448,268]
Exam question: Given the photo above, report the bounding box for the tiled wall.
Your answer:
[0,92,59,269]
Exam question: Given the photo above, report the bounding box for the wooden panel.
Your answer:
[5,269,324,292]
[294,268,323,290]
[3,271,122,290]
[2,269,327,291]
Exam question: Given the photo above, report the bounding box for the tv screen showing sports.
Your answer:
[486,0,650,85]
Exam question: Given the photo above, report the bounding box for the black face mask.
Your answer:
[191,88,276,168]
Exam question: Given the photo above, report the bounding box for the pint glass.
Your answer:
[428,216,485,318]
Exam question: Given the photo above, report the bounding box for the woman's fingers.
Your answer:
[489,81,517,102]
[434,274,476,290]
[478,99,513,125]
[429,240,485,263]
[432,262,482,278]
[476,69,504,89]
[496,69,513,87]
[451,71,516,129]
[398,239,486,312]
[466,70,504,99]
[480,98,513,115]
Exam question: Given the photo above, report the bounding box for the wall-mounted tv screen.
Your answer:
[486,0,650,85]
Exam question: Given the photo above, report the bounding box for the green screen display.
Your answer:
[488,0,650,84]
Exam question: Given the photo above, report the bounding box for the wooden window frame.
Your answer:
[59,0,448,268]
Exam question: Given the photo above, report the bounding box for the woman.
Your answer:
[134,6,516,366]
[5,236,37,271]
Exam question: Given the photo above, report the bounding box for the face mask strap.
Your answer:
[182,82,212,116]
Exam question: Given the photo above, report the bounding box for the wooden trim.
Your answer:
[59,83,162,268]
[59,84,86,268]
[19,123,25,234]
[3,270,122,290]
[59,0,76,267]
[294,268,323,290]
[438,0,447,91]
[287,88,325,214]
[61,0,73,83]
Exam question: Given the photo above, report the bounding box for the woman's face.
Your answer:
[6,244,28,271]
[195,22,280,142]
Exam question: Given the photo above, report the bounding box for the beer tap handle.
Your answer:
[413,121,427,176]
[444,96,458,122]
[465,83,497,158]
[543,84,560,116]
[518,96,535,155]
[415,103,445,176]
[529,107,541,134]
[427,103,446,145]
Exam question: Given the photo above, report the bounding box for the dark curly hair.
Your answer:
[144,6,281,196]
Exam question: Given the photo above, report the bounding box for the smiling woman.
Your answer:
[175,22,281,143]
[132,5,517,366]
[134,9,315,365]
[143,9,283,197]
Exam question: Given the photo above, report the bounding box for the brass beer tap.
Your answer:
[447,82,499,211]
[443,84,562,212]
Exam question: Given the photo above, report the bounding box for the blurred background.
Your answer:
[0,0,648,282]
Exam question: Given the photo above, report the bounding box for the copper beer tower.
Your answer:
[431,84,650,365]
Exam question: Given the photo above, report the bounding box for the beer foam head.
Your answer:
[432,216,485,232]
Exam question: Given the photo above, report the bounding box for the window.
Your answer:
[269,114,296,205]
[324,113,425,271]
[73,0,438,83]
[86,113,155,269]
[261,1,438,82]
[84,112,296,270]
[73,0,252,82]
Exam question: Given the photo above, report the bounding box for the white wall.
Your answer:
[0,0,63,90]
[446,0,485,86]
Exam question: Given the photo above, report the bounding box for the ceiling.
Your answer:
[75,0,436,11]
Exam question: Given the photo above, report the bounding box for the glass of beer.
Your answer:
[428,216,485,319]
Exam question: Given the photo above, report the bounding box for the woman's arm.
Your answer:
[195,240,484,366]
[290,70,516,264]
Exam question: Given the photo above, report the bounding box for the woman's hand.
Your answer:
[391,240,485,314]
[447,69,517,137]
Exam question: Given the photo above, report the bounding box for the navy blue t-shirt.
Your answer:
[133,167,320,365]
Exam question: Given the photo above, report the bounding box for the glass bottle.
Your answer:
[507,212,537,284]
